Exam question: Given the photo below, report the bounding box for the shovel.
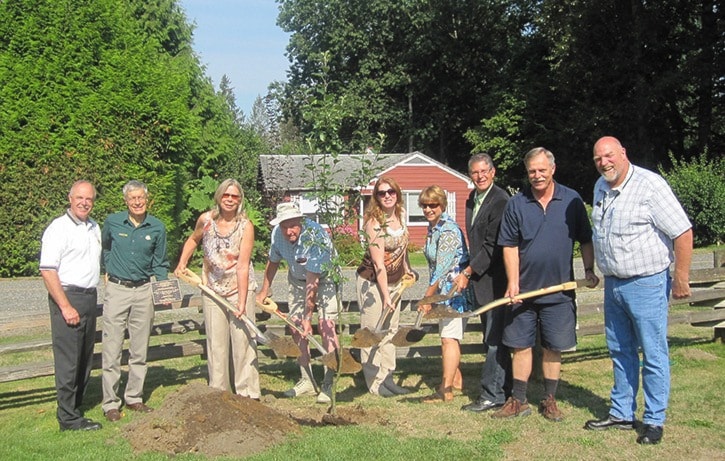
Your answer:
[390,309,428,346]
[350,273,417,348]
[255,297,362,374]
[176,269,300,358]
[389,286,458,345]
[424,280,584,319]
[415,285,460,306]
[373,281,458,346]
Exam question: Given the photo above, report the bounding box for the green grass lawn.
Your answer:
[0,320,723,460]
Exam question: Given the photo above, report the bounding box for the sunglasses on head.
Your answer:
[420,203,439,209]
[376,188,397,198]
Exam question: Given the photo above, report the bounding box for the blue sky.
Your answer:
[179,0,291,115]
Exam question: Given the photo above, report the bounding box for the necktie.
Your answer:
[472,193,484,222]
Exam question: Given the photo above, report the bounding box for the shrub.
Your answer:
[660,152,725,246]
[332,224,364,267]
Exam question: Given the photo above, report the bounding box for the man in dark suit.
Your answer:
[459,153,512,413]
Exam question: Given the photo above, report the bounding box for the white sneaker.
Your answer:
[283,378,316,398]
[316,385,332,404]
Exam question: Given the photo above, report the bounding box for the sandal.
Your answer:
[421,388,453,403]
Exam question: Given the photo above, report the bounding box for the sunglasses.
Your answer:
[376,189,397,198]
[420,203,439,209]
[222,193,241,200]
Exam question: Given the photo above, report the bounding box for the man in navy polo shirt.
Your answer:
[40,180,102,431]
[492,147,599,421]
[101,180,169,422]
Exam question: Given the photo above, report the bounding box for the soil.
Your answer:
[123,382,388,458]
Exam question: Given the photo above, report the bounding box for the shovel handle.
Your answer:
[177,270,268,342]
[373,272,419,332]
[256,298,328,356]
[413,309,424,328]
[465,281,579,318]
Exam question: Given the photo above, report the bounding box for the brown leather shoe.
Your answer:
[539,394,563,422]
[126,402,153,413]
[491,397,531,419]
[104,409,121,422]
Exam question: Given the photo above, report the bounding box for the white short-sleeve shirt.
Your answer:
[40,211,102,289]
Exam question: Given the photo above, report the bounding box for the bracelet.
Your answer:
[584,267,594,272]
[463,271,471,279]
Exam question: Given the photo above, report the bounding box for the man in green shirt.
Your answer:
[101,180,169,422]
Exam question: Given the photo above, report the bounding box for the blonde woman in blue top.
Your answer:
[417,185,473,403]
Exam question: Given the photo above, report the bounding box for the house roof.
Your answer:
[258,152,471,192]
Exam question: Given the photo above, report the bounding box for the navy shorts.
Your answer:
[502,300,577,351]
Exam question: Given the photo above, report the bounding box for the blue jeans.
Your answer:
[604,270,670,426]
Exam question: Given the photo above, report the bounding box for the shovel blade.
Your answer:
[424,304,464,319]
[390,326,427,347]
[319,348,362,374]
[350,328,385,348]
[266,332,301,358]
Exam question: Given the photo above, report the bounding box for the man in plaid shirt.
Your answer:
[585,136,693,446]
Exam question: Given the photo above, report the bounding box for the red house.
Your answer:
[258,152,473,247]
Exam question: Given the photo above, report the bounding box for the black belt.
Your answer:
[108,276,150,288]
[63,285,97,295]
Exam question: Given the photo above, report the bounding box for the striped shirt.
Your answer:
[592,164,691,278]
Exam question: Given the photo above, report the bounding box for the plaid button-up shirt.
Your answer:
[592,164,691,279]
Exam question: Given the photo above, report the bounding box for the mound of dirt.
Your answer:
[124,382,301,457]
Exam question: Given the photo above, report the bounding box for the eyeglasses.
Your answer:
[420,203,439,209]
[376,189,397,198]
[471,167,493,177]
[222,193,241,200]
[125,196,147,204]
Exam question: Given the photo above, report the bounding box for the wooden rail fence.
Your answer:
[1,255,723,384]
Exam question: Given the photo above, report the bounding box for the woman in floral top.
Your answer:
[174,179,259,399]
[356,177,414,397]
[418,185,473,403]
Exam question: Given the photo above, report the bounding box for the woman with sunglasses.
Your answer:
[174,178,260,399]
[418,185,473,403]
[356,177,414,396]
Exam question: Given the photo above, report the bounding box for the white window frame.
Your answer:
[404,190,455,226]
[293,193,345,227]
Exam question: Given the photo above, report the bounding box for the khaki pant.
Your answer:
[202,290,260,398]
[101,282,154,412]
[356,275,402,391]
[286,275,339,377]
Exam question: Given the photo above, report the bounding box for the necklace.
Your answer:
[213,219,240,252]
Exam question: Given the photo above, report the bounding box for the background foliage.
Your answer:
[275,0,723,200]
[0,0,266,276]
[661,153,725,246]
[0,0,721,277]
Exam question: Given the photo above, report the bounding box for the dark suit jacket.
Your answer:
[465,184,509,305]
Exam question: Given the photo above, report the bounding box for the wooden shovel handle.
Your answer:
[374,273,417,332]
[177,269,267,341]
[255,297,328,355]
[465,281,579,318]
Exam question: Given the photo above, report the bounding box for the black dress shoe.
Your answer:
[584,415,635,431]
[60,419,102,431]
[461,399,503,413]
[637,424,663,445]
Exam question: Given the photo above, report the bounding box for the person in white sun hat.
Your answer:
[256,202,341,404]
